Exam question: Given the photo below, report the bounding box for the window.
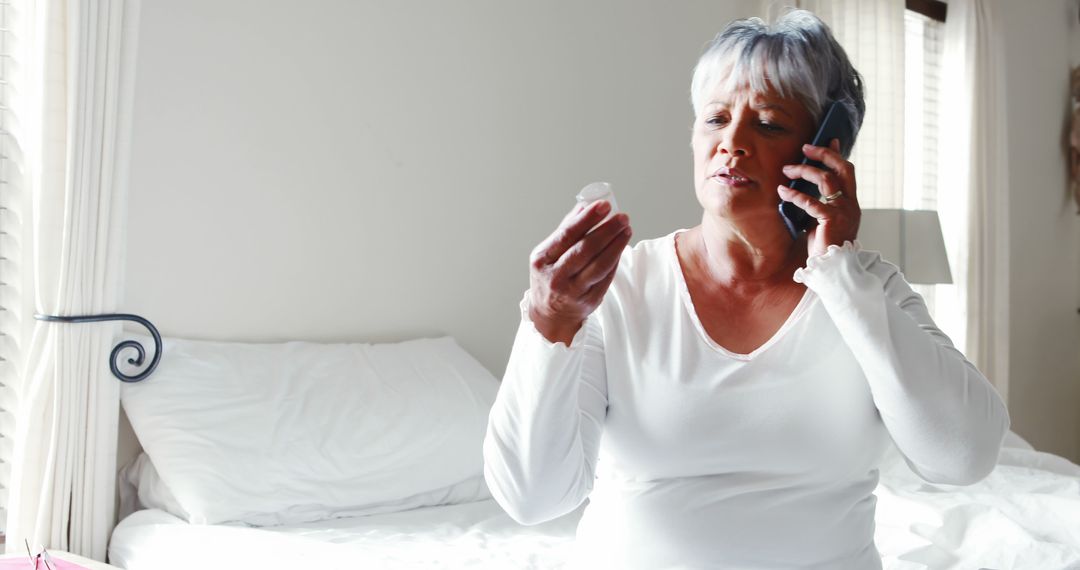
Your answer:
[903,5,948,326]
[903,8,944,211]
[0,0,23,542]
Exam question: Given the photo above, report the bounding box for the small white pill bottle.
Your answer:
[576,182,619,231]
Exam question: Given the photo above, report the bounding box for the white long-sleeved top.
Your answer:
[483,230,1010,569]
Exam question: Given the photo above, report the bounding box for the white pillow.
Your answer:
[119,452,189,521]
[119,451,492,526]
[120,335,498,526]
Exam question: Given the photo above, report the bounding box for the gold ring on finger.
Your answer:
[820,190,844,204]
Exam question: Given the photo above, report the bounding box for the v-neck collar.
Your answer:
[668,229,817,361]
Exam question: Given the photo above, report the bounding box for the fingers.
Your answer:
[777,185,830,220]
[781,163,843,199]
[801,140,846,172]
[796,140,857,200]
[532,200,613,269]
[572,221,632,290]
[582,262,620,306]
[552,213,630,287]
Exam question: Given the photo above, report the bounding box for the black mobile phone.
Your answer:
[779,101,854,239]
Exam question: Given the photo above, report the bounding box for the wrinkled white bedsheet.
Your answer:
[874,444,1080,570]
[109,443,1080,570]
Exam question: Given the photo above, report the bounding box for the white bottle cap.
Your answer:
[575,181,618,231]
[578,182,613,207]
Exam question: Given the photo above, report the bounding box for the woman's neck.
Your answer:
[690,212,807,290]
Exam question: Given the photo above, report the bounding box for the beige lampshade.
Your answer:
[857,209,953,284]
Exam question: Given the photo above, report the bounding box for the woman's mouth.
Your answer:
[711,167,754,187]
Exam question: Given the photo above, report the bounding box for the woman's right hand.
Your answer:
[527,200,632,345]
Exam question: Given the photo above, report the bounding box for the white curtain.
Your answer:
[770,0,908,209]
[936,0,1010,402]
[6,0,140,560]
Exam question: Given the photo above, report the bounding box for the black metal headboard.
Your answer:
[33,313,161,383]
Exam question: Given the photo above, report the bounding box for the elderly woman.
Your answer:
[483,10,1009,569]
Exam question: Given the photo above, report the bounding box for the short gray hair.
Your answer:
[689,9,865,157]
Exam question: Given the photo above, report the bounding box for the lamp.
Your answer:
[856,209,953,284]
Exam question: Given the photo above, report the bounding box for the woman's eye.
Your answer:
[759,122,784,132]
[705,116,727,126]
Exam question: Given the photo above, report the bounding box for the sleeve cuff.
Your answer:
[518,292,594,350]
[792,240,862,285]
[792,240,889,314]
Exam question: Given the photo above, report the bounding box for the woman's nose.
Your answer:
[718,123,751,157]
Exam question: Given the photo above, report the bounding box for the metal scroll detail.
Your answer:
[33,313,162,383]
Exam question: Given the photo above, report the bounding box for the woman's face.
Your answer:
[691,84,816,227]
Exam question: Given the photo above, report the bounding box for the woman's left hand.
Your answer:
[776,139,861,258]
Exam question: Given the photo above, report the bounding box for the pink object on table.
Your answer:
[0,558,90,570]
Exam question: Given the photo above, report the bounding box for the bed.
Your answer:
[107,333,1080,570]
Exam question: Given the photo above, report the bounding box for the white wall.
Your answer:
[123,0,758,371]
[118,1,759,464]
[995,0,1080,462]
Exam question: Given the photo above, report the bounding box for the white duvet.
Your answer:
[109,438,1080,570]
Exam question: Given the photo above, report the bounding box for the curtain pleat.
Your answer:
[5,0,139,560]
[936,0,1009,402]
